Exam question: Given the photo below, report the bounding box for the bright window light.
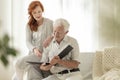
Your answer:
[12,0,96,55]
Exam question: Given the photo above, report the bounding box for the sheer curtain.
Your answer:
[11,0,96,55]
[62,0,95,52]
[12,0,28,56]
[42,0,96,52]
[93,0,120,50]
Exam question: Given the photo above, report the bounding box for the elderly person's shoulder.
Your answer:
[66,35,78,43]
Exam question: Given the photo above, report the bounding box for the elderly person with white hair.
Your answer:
[40,18,83,80]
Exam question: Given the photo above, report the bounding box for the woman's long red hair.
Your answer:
[28,1,44,31]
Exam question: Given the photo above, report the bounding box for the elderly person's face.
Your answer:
[53,26,67,43]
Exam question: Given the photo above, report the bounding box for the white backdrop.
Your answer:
[11,0,96,55]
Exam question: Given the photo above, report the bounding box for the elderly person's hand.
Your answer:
[40,63,52,71]
[50,56,61,65]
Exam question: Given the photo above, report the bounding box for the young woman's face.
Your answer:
[32,6,43,21]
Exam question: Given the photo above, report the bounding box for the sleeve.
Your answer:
[41,47,50,63]
[26,24,35,52]
[71,38,80,62]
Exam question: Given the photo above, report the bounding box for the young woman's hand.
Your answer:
[33,48,42,57]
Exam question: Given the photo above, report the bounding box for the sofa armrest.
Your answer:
[92,51,103,80]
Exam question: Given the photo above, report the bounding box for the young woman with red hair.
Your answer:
[13,1,53,80]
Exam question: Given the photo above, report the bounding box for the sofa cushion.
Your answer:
[102,47,120,73]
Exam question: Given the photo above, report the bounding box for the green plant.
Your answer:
[0,34,18,66]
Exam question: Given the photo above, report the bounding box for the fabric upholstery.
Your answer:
[93,47,120,80]
[93,51,103,80]
[102,47,120,73]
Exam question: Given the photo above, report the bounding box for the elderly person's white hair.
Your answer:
[53,18,70,32]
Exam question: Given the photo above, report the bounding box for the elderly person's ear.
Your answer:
[65,31,69,34]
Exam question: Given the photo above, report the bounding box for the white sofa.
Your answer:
[13,47,120,80]
[79,53,94,80]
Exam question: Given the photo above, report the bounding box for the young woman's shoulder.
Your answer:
[44,18,53,23]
